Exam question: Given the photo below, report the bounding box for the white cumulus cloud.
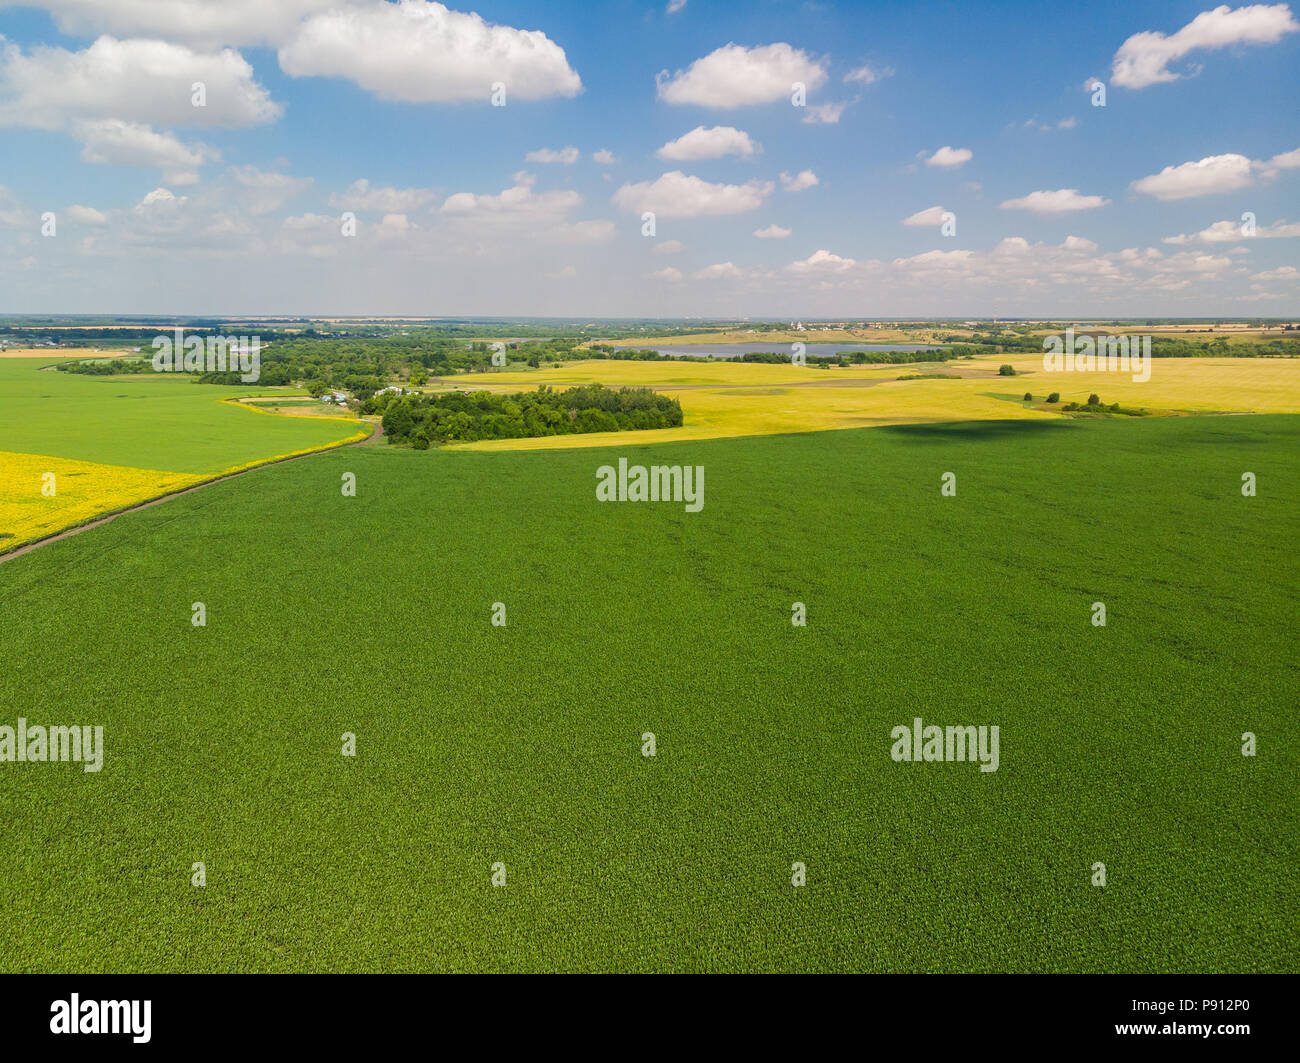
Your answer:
[999,189,1109,214]
[656,125,758,160]
[902,205,949,226]
[924,146,972,168]
[612,171,772,218]
[65,204,107,225]
[6,0,349,48]
[1133,153,1256,199]
[786,249,856,273]
[74,119,217,185]
[780,169,819,192]
[1164,217,1300,243]
[656,43,827,107]
[0,35,280,129]
[1111,3,1299,88]
[278,0,582,103]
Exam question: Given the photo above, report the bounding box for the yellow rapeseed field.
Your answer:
[0,451,203,550]
[0,410,369,554]
[455,354,1300,451]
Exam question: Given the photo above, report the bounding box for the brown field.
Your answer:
[0,347,137,359]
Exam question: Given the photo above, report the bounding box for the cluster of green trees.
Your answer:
[584,345,713,362]
[736,348,949,366]
[1027,391,1147,416]
[1061,394,1146,415]
[370,384,684,447]
[56,358,152,375]
[942,329,1300,360]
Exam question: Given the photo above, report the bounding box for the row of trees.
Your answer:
[370,383,684,447]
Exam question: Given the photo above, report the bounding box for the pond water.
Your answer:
[613,342,946,359]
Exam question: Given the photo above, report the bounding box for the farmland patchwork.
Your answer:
[0,358,367,553]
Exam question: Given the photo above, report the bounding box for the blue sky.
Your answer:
[0,0,1297,316]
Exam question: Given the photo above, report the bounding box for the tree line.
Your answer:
[370,383,684,447]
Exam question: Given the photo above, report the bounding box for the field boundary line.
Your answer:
[0,420,378,564]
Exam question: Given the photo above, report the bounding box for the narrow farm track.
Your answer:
[0,420,379,564]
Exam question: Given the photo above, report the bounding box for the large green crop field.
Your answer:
[1,414,1295,972]
[0,358,360,473]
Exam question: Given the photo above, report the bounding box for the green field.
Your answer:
[1,414,1295,972]
[0,358,360,473]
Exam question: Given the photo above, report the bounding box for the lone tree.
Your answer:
[999,364,1017,376]
[1023,392,1033,401]
[1047,392,1060,403]
[1088,393,1101,406]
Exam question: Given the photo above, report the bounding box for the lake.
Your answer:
[613,342,946,359]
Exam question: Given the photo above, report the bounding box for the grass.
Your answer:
[0,414,1295,972]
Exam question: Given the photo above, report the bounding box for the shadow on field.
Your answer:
[877,419,1071,443]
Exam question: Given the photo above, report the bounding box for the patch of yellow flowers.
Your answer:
[0,451,203,552]
[0,423,368,555]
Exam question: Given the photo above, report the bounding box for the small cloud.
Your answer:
[779,169,819,192]
[1023,116,1076,132]
[692,261,743,280]
[1163,218,1300,244]
[844,64,893,85]
[614,171,772,218]
[999,189,1109,214]
[593,149,616,164]
[901,205,948,226]
[650,265,683,281]
[786,248,856,273]
[1132,153,1255,200]
[802,101,848,124]
[667,0,688,13]
[1061,235,1098,251]
[138,187,182,209]
[657,43,828,107]
[653,239,686,255]
[753,223,792,238]
[331,178,435,212]
[924,146,972,169]
[376,213,411,237]
[66,204,108,225]
[525,146,580,164]
[657,125,758,161]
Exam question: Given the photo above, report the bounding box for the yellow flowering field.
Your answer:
[455,355,1300,451]
[0,451,204,552]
